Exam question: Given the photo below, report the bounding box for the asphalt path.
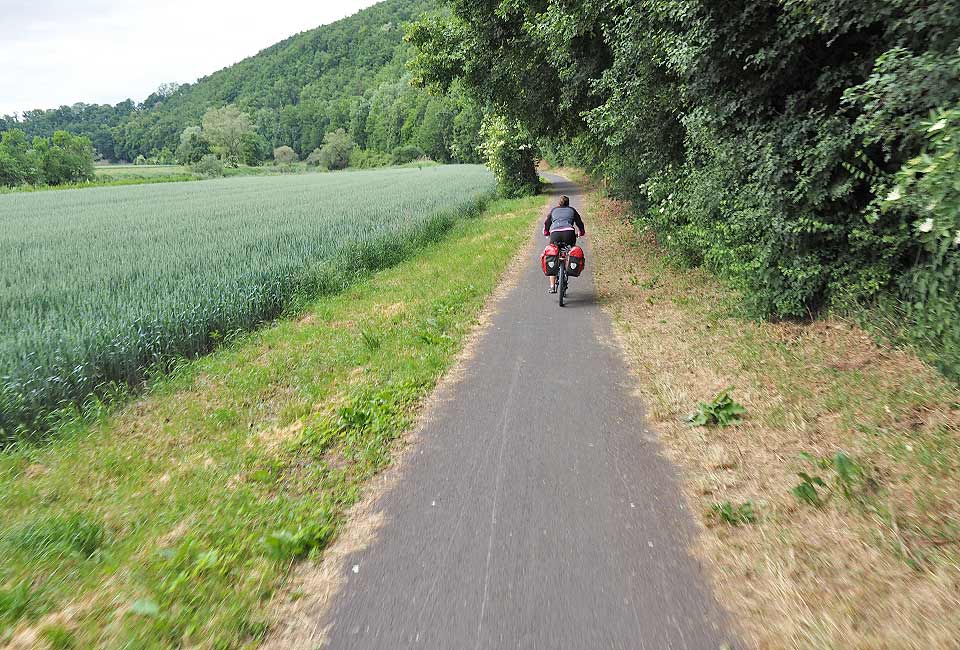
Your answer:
[320,175,736,649]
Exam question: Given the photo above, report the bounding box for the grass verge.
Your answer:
[586,186,960,649]
[0,194,539,649]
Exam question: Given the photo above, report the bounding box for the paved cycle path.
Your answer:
[319,175,736,649]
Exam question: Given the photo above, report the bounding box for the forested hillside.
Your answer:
[410,0,960,377]
[1,0,481,164]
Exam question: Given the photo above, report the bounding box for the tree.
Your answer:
[176,126,210,164]
[0,129,93,186]
[316,128,355,170]
[450,98,483,163]
[273,145,298,163]
[416,98,455,162]
[407,0,960,375]
[478,115,540,197]
[201,105,254,165]
[0,129,43,186]
[52,130,96,183]
[239,132,269,166]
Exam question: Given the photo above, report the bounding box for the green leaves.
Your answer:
[792,472,827,507]
[710,501,757,526]
[687,388,746,427]
[262,516,336,562]
[792,451,867,507]
[478,115,541,198]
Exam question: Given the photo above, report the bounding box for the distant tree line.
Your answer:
[0,0,482,173]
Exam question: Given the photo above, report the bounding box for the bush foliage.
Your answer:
[0,129,94,187]
[272,145,298,164]
[409,0,960,375]
[316,129,355,170]
[478,115,540,198]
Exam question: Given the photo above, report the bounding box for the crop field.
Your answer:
[0,165,494,442]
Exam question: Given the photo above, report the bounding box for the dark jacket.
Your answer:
[543,206,585,236]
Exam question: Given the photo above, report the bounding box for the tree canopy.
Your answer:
[0,129,95,187]
[409,0,960,373]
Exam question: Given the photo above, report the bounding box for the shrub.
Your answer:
[41,132,95,184]
[390,144,425,165]
[349,148,392,169]
[272,146,298,164]
[0,129,44,186]
[147,147,175,165]
[239,133,269,166]
[191,154,225,177]
[878,104,960,378]
[316,129,355,170]
[305,148,324,166]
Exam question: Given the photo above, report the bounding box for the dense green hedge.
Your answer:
[409,0,960,377]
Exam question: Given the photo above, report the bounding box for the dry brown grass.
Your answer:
[588,190,960,650]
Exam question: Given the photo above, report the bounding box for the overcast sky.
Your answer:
[0,0,382,116]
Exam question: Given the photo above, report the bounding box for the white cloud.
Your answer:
[0,0,381,115]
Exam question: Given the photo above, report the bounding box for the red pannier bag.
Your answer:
[541,243,560,276]
[567,245,586,277]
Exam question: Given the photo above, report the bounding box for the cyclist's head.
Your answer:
[558,195,570,207]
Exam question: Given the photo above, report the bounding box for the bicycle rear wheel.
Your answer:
[558,266,567,307]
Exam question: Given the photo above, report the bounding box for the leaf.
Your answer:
[798,451,818,464]
[928,118,947,133]
[797,472,827,487]
[792,482,822,507]
[832,452,858,480]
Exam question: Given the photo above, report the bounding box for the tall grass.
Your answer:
[0,165,494,443]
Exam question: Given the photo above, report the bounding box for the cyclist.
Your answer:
[543,195,586,293]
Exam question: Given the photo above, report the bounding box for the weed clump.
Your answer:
[709,501,757,526]
[791,451,871,508]
[687,388,746,427]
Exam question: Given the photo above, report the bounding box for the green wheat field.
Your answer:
[0,165,494,442]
